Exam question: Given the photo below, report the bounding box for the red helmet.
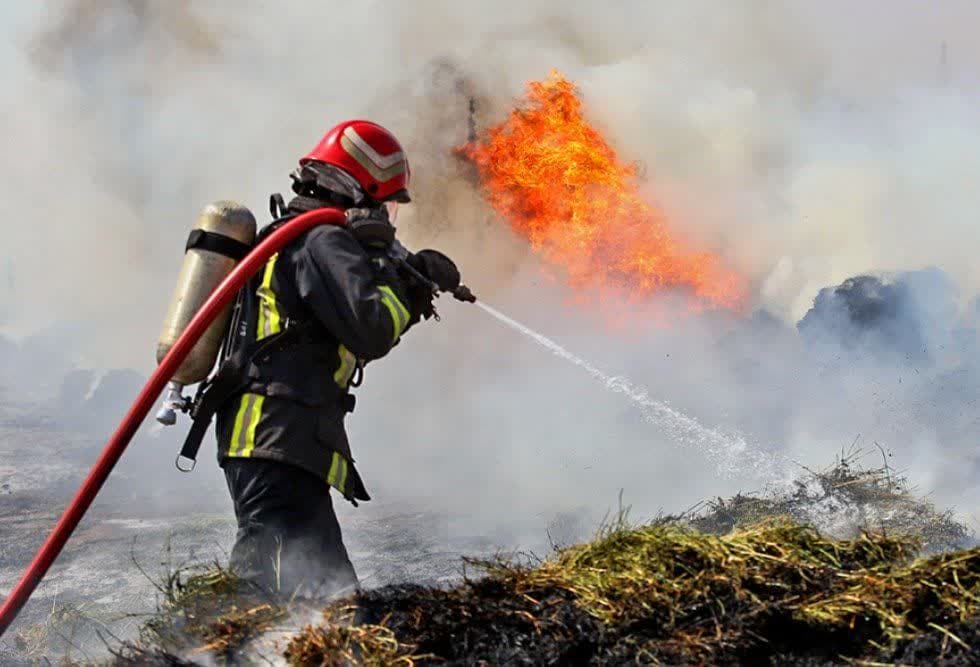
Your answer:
[301,120,411,203]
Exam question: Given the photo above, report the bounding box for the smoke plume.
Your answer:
[1,0,978,560]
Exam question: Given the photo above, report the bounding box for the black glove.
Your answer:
[407,249,460,292]
[346,207,396,250]
[404,282,436,322]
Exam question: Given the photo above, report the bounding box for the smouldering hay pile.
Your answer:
[283,522,978,665]
[109,523,980,665]
[106,460,977,665]
[680,451,972,554]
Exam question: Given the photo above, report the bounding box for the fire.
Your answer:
[461,72,746,309]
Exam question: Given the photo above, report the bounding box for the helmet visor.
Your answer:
[292,162,367,206]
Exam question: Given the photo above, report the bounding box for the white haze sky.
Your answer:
[0,1,977,539]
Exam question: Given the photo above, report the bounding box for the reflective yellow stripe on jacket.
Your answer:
[333,344,357,388]
[378,284,410,343]
[227,392,265,458]
[227,256,280,458]
[326,451,349,496]
[256,253,281,340]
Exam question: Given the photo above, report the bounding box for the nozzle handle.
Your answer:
[387,248,476,303]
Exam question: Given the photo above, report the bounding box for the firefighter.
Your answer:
[215,120,459,597]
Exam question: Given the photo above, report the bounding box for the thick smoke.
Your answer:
[1,0,978,555]
[798,268,960,363]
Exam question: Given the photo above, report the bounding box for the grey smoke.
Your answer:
[0,0,977,582]
[798,268,961,364]
[795,269,978,469]
[55,368,146,431]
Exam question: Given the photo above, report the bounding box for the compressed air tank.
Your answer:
[157,201,256,385]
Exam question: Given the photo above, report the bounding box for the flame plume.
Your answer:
[462,73,745,309]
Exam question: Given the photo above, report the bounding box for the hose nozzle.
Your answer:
[453,285,476,303]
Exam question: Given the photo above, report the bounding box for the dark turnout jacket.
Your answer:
[215,215,415,502]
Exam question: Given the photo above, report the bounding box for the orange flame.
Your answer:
[462,73,746,309]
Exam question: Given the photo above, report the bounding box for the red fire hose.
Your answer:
[0,207,346,637]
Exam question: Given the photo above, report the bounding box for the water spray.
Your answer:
[472,301,785,481]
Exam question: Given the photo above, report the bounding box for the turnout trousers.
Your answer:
[223,458,358,598]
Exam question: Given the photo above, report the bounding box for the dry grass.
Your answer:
[285,606,429,666]
[680,449,971,554]
[103,529,978,665]
[99,458,976,665]
[279,521,976,664]
[121,564,286,663]
[801,546,980,646]
[12,601,104,663]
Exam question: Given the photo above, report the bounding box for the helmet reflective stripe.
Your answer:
[340,127,407,182]
[342,126,404,168]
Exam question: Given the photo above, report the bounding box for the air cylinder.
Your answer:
[157,201,256,385]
